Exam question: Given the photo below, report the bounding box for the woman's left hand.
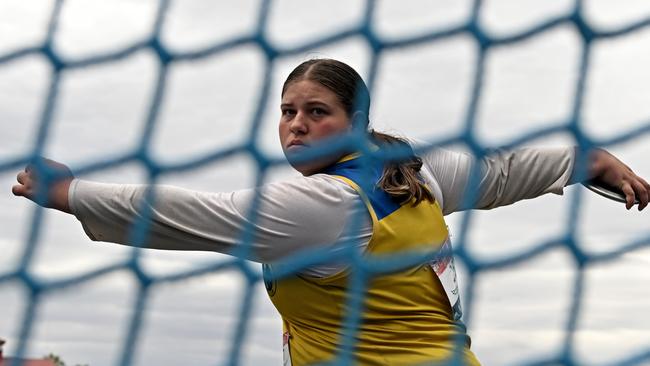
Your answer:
[12,157,74,214]
[589,149,650,211]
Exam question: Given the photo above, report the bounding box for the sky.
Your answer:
[1,0,650,365]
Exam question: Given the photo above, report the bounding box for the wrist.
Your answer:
[51,178,73,213]
[588,148,609,179]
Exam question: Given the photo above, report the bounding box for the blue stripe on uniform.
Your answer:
[323,158,401,221]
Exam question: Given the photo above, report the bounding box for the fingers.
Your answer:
[590,149,649,211]
[618,173,650,211]
[16,171,27,185]
[11,183,28,197]
[631,177,649,211]
[14,170,32,198]
[621,181,636,210]
[641,176,650,194]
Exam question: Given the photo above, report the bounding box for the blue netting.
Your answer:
[2,0,650,365]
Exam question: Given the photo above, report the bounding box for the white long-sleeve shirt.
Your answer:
[69,147,575,276]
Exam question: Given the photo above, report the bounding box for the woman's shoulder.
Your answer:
[263,173,359,203]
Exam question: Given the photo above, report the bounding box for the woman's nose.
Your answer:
[290,112,308,134]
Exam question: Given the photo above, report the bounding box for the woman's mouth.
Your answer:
[287,140,307,150]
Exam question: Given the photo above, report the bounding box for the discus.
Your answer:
[583,178,640,205]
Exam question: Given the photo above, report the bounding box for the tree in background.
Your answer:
[44,353,89,366]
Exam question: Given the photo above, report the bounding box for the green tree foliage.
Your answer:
[44,353,65,366]
[44,353,89,366]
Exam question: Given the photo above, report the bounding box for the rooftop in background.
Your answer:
[0,338,56,366]
[0,359,56,366]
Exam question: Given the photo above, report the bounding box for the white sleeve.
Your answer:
[68,174,366,264]
[420,147,575,215]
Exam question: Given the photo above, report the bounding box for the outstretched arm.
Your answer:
[421,146,648,214]
[11,158,362,264]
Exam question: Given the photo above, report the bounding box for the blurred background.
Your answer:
[1,1,649,365]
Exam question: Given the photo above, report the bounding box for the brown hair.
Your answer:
[282,58,434,205]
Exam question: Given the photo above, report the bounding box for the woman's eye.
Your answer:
[282,109,295,116]
[312,108,326,116]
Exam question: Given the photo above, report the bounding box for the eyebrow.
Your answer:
[305,100,329,106]
[280,100,330,108]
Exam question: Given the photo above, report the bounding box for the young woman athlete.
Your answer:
[12,59,650,365]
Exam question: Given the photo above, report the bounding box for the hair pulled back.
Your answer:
[283,58,434,206]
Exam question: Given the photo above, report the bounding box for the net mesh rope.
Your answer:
[1,0,650,365]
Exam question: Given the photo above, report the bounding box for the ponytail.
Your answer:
[369,130,435,206]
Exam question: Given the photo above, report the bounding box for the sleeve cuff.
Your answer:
[67,179,100,241]
[67,178,80,216]
[547,146,577,195]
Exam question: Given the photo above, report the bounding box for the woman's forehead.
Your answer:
[281,80,339,104]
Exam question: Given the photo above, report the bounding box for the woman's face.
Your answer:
[279,79,352,175]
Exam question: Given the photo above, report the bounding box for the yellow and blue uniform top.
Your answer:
[263,155,481,365]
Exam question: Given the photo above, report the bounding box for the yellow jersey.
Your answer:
[263,156,481,365]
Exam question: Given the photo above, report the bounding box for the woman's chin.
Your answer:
[285,154,335,176]
[284,146,306,166]
[283,145,347,175]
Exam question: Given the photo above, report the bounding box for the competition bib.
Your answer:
[282,331,292,366]
[429,236,463,321]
